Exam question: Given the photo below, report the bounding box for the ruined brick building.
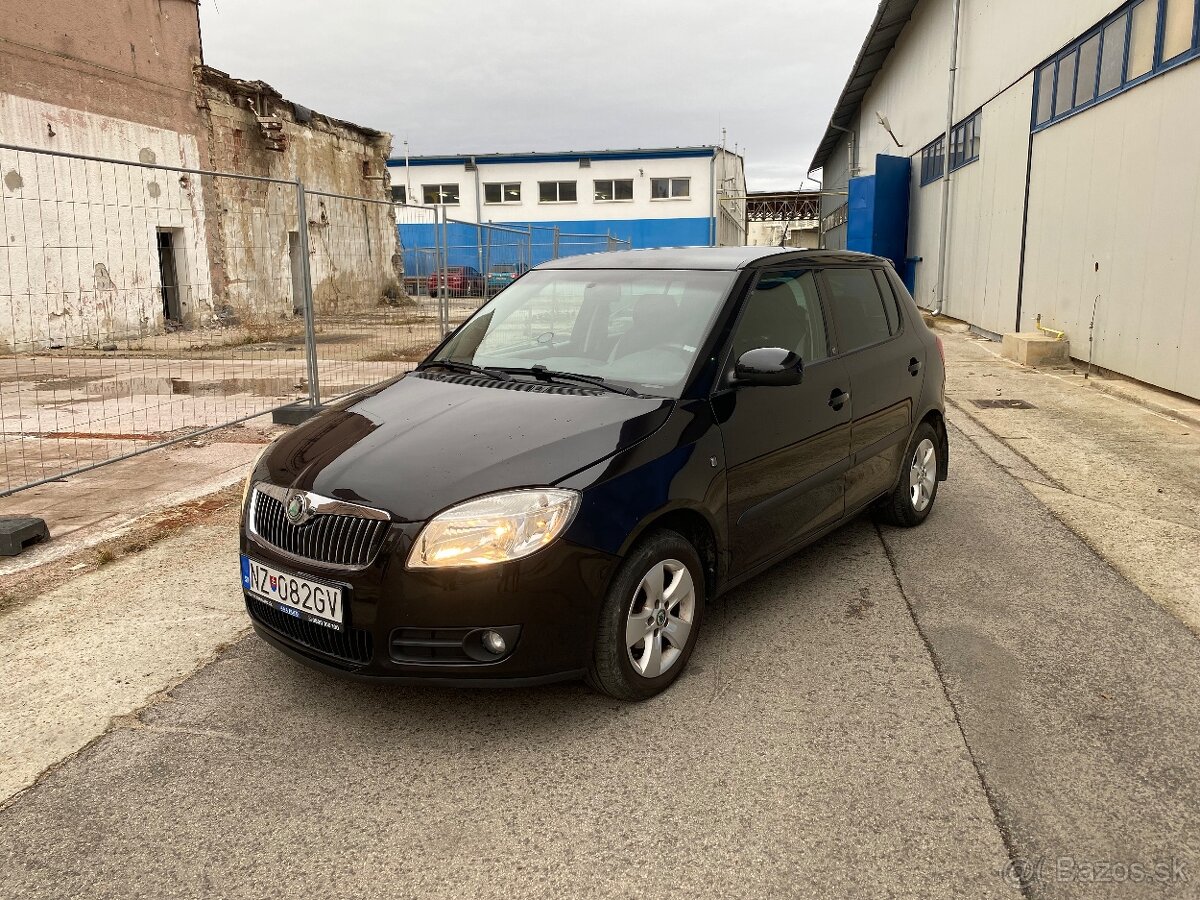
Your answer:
[0,0,400,349]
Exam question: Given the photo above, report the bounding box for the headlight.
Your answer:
[407,489,580,569]
[241,443,273,510]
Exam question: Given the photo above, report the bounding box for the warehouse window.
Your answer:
[1034,63,1056,126]
[390,185,406,204]
[422,183,459,205]
[484,182,521,204]
[919,136,945,186]
[1127,0,1157,78]
[1033,0,1200,131]
[539,181,577,203]
[1055,50,1078,116]
[1075,33,1101,106]
[651,177,690,199]
[1097,17,1127,94]
[593,179,634,201]
[1162,0,1196,61]
[949,110,982,171]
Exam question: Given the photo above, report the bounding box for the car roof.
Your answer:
[535,246,888,271]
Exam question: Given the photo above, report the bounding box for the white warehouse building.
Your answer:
[812,0,1200,399]
[389,146,747,260]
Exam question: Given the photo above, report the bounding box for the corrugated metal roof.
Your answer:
[809,0,921,172]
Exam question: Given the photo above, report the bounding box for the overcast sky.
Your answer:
[199,0,877,191]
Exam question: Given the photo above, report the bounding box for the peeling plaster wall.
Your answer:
[0,95,214,350]
[0,0,213,350]
[201,77,400,321]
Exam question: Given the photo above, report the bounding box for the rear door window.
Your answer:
[872,269,902,334]
[821,267,894,353]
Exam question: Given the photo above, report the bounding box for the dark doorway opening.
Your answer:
[156,229,182,323]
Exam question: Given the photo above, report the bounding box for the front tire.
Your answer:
[588,530,705,701]
[876,422,941,527]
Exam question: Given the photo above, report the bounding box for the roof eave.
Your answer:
[808,0,921,173]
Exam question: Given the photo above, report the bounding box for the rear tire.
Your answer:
[587,530,705,701]
[876,422,940,527]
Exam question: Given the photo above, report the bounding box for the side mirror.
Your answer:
[734,347,804,387]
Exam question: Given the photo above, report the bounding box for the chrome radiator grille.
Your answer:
[251,487,389,568]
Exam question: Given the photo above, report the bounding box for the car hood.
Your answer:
[262,372,674,521]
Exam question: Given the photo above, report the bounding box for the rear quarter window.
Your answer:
[872,269,903,334]
[822,267,894,353]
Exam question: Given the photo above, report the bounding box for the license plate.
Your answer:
[240,555,344,631]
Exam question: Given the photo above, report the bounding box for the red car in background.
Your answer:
[426,266,485,297]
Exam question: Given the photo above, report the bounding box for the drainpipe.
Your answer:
[709,150,717,246]
[828,124,858,179]
[933,0,963,316]
[472,157,484,273]
[472,157,482,226]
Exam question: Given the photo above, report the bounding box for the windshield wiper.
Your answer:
[515,365,640,397]
[417,359,512,381]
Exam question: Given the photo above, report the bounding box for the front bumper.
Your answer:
[240,521,619,683]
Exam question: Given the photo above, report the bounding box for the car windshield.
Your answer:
[431,268,737,397]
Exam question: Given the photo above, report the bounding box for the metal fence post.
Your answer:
[483,225,492,298]
[439,207,450,336]
[296,179,321,409]
[432,204,444,333]
[552,226,560,260]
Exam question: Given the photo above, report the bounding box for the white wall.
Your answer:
[851,0,1122,174]
[1022,59,1200,397]
[821,0,1200,395]
[0,93,213,350]
[393,155,716,225]
[908,74,1033,333]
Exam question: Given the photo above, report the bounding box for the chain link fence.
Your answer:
[0,143,634,496]
[1,144,429,496]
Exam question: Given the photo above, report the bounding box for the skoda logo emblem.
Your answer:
[285,493,307,524]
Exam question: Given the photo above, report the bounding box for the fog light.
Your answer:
[482,630,507,655]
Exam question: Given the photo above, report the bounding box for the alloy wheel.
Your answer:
[625,559,696,679]
[909,438,937,512]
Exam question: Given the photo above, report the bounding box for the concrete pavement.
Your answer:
[2,420,1198,897]
[0,444,1028,899]
[938,328,1200,634]
[3,326,1200,898]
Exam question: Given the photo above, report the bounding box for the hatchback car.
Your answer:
[240,247,947,700]
[486,263,530,294]
[426,265,485,297]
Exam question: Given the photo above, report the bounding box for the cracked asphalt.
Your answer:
[2,410,1199,899]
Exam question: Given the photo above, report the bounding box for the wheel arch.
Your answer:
[618,505,721,599]
[919,408,949,480]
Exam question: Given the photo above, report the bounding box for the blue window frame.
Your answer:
[1032,0,1200,131]
[949,110,982,171]
[919,109,982,187]
[919,136,945,186]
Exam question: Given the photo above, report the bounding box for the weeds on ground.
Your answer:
[364,343,437,363]
[380,279,416,307]
[93,547,116,566]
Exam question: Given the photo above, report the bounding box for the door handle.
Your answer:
[908,357,922,376]
[828,388,850,411]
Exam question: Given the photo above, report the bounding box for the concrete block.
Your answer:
[1002,333,1071,367]
[0,516,49,556]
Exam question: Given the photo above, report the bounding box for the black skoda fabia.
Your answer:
[240,247,948,700]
